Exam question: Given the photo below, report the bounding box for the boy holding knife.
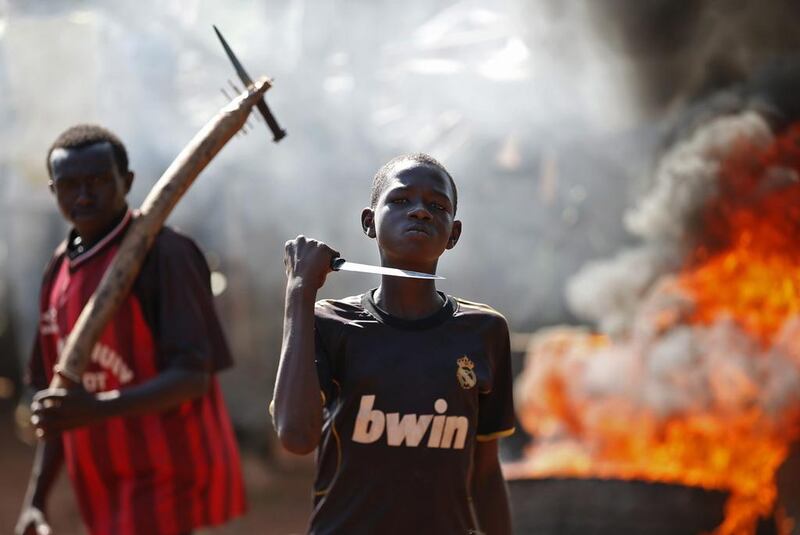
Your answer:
[272,153,514,534]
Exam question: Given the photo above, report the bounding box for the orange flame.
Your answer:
[509,123,800,534]
[686,124,800,343]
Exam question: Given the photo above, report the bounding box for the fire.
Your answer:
[686,124,800,342]
[508,122,800,534]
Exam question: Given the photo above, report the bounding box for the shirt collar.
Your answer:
[67,209,133,268]
[362,288,455,330]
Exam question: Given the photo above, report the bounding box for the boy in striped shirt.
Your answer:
[17,124,246,535]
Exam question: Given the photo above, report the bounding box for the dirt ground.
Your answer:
[0,407,314,535]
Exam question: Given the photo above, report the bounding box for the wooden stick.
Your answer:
[50,77,273,389]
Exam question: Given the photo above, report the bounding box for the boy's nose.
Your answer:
[408,204,432,220]
[76,182,94,203]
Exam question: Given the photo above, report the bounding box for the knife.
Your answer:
[331,257,445,280]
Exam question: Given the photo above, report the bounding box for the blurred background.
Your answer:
[2,0,800,533]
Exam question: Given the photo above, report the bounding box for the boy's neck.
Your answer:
[70,207,130,251]
[373,278,444,320]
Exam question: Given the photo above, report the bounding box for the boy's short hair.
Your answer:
[370,153,458,214]
[47,124,129,176]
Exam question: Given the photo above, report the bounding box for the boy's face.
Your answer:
[363,162,461,269]
[49,142,133,242]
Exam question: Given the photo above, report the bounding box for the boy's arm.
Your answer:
[16,437,63,535]
[272,236,338,455]
[31,367,209,438]
[471,440,512,535]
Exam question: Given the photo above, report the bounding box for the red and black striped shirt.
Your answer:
[28,211,246,535]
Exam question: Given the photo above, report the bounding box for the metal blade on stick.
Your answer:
[50,78,273,389]
[214,25,286,142]
[331,257,444,280]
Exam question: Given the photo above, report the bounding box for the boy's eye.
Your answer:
[53,177,79,192]
[90,173,113,185]
[391,198,407,204]
[431,202,445,211]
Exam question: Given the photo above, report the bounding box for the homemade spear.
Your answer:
[49,77,272,389]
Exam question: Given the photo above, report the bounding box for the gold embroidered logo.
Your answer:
[456,356,477,389]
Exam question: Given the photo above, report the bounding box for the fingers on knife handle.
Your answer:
[331,257,345,271]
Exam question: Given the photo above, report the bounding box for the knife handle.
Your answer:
[331,256,345,271]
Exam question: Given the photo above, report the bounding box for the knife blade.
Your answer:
[331,257,444,280]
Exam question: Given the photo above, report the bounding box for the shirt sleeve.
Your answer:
[27,248,65,391]
[134,229,233,373]
[315,327,335,407]
[314,301,343,408]
[476,315,516,441]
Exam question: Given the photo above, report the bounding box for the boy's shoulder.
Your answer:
[452,296,508,326]
[315,294,369,323]
[151,225,205,258]
[40,240,69,288]
[139,225,210,275]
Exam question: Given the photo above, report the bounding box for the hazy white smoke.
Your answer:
[624,112,772,243]
[566,112,773,337]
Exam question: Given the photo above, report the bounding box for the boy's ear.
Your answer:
[446,220,462,250]
[123,171,134,193]
[361,207,377,238]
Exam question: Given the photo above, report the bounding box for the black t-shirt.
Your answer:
[310,289,515,535]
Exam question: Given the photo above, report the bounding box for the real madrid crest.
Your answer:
[456,356,477,389]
